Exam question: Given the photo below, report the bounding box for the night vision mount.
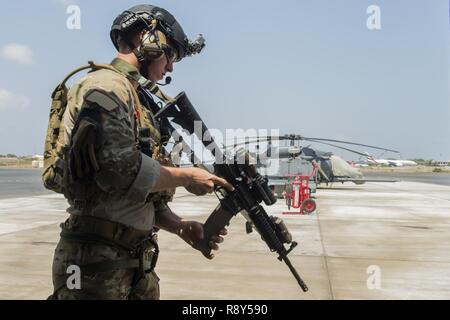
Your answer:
[185,34,206,57]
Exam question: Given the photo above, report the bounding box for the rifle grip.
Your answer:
[193,203,236,258]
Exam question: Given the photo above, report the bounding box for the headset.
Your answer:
[113,7,205,65]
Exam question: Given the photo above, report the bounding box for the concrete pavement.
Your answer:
[0,181,449,299]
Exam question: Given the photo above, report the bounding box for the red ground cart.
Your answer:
[283,162,319,215]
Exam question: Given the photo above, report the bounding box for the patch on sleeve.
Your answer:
[84,89,122,112]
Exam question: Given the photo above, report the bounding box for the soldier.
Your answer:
[49,4,233,300]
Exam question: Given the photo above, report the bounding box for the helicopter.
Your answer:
[224,134,400,199]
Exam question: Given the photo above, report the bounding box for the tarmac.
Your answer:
[0,181,450,300]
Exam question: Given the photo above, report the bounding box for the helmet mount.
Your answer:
[111,5,205,64]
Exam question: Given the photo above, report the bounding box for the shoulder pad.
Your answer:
[84,88,122,112]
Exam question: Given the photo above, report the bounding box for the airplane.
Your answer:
[365,155,418,167]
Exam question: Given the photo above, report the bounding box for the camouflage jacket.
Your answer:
[62,59,173,231]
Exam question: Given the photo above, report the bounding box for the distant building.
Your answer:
[434,161,450,167]
[32,155,44,168]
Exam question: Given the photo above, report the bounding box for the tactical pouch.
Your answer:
[42,84,69,194]
[42,61,122,194]
[59,215,159,274]
[68,106,102,184]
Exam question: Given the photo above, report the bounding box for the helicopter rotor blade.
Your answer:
[224,134,399,154]
[304,140,372,157]
[225,135,303,149]
[303,137,400,154]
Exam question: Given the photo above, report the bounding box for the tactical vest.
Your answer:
[43,61,175,204]
[128,79,176,204]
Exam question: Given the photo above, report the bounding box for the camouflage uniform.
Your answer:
[51,59,172,300]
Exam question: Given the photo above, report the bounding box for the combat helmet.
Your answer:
[110,4,205,63]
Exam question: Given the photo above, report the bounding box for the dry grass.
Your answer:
[361,165,450,174]
[0,158,34,168]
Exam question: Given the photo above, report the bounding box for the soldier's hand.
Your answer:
[184,167,234,196]
[177,220,228,260]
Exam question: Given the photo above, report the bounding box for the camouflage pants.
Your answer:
[51,237,160,300]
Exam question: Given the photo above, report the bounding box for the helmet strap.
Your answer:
[133,48,146,63]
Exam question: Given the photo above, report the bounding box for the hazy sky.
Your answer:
[0,0,449,160]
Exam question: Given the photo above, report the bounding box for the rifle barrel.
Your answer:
[282,255,309,292]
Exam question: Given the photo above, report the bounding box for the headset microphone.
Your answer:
[157,76,172,86]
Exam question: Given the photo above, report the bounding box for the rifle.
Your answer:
[140,89,308,292]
